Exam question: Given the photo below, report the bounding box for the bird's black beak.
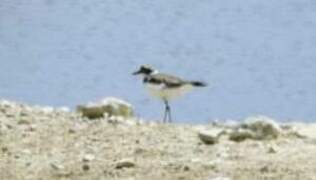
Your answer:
[132,70,140,75]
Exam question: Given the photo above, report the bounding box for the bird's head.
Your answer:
[132,65,156,76]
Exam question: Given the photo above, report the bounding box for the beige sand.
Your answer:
[0,101,316,180]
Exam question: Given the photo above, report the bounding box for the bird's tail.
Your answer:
[189,81,207,87]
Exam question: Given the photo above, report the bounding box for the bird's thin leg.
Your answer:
[163,104,168,123]
[167,105,172,123]
[163,99,172,123]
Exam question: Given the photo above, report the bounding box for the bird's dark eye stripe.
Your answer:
[140,67,153,74]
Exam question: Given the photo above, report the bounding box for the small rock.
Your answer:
[25,162,32,167]
[1,147,9,153]
[209,177,231,180]
[40,106,54,114]
[267,146,277,154]
[198,129,222,144]
[242,116,281,140]
[68,128,76,134]
[82,164,90,171]
[28,124,37,131]
[260,165,269,173]
[18,118,31,125]
[21,149,31,155]
[203,161,217,170]
[0,100,15,108]
[190,158,202,163]
[134,147,146,154]
[51,162,65,170]
[82,154,95,162]
[183,165,190,171]
[19,111,29,116]
[77,97,134,119]
[77,105,105,119]
[281,125,307,139]
[5,113,15,118]
[115,159,135,169]
[229,116,281,142]
[57,106,70,112]
[229,129,254,142]
[6,124,13,129]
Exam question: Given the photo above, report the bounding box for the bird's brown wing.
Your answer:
[149,73,186,88]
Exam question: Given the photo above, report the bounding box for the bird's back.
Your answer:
[144,73,200,100]
[144,73,186,88]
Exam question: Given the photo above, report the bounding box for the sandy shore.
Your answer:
[0,100,316,180]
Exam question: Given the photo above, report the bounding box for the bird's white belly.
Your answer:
[145,83,193,100]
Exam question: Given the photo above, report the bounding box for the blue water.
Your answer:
[0,0,316,123]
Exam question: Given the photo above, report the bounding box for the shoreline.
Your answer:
[0,99,316,180]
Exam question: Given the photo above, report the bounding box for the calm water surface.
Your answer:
[0,0,316,122]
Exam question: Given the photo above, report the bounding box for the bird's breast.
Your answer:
[144,83,193,100]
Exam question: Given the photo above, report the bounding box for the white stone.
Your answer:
[198,129,223,144]
[209,177,231,180]
[82,154,95,162]
[50,162,65,170]
[77,97,134,119]
[57,106,70,112]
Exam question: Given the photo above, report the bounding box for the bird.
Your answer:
[133,65,206,123]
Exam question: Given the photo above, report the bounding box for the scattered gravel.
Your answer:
[1,100,316,180]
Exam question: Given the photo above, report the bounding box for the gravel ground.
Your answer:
[1,100,316,180]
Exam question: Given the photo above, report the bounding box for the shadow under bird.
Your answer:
[133,65,207,123]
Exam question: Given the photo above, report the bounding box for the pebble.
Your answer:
[198,129,223,145]
[28,124,37,131]
[183,165,190,171]
[18,118,31,125]
[229,129,254,142]
[82,164,90,171]
[241,116,281,140]
[210,177,231,180]
[50,162,65,170]
[1,147,9,153]
[267,146,277,154]
[115,159,135,169]
[68,128,76,134]
[82,154,95,162]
